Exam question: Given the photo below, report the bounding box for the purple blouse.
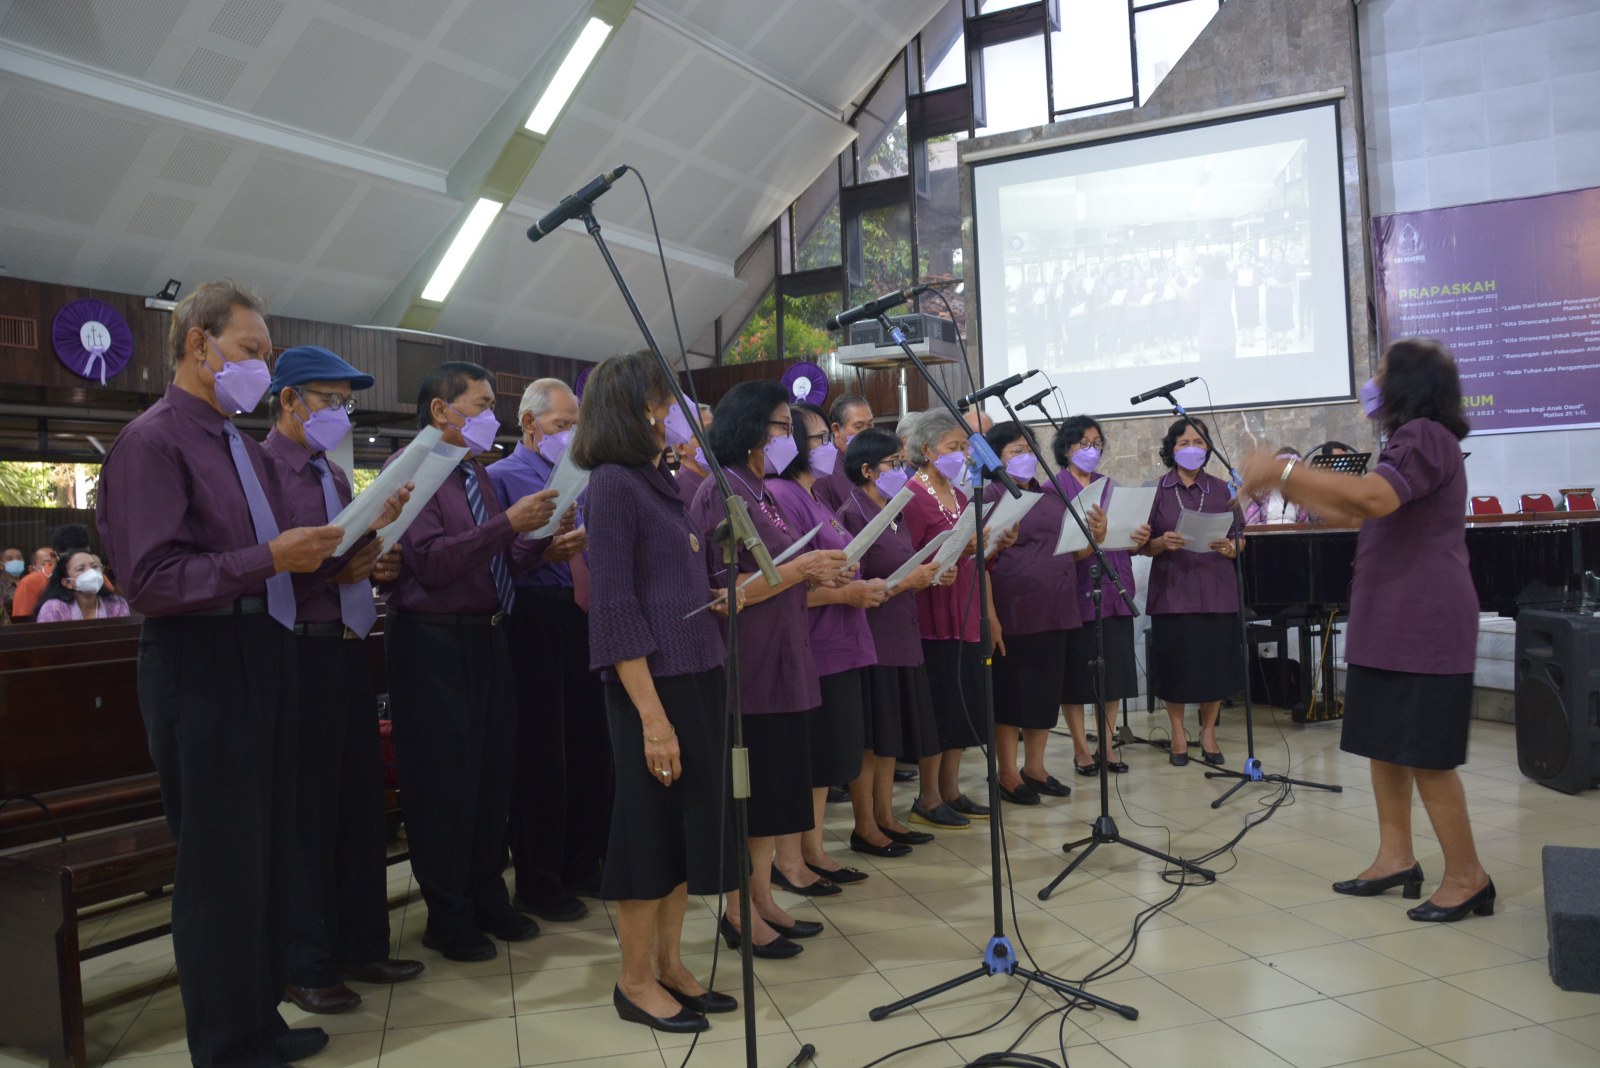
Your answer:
[983,482,1081,636]
[688,465,820,716]
[812,463,854,513]
[838,487,925,668]
[1345,419,1477,674]
[1055,472,1137,619]
[1144,469,1242,616]
[904,476,979,643]
[35,595,132,622]
[767,477,876,677]
[584,460,725,680]
[674,465,707,509]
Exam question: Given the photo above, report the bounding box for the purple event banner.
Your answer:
[1372,186,1600,435]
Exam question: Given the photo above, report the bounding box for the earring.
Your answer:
[649,415,658,426]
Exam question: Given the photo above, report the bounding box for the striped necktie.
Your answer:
[222,421,296,629]
[310,457,377,638]
[460,462,515,616]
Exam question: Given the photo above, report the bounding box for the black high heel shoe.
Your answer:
[1407,880,1496,922]
[1332,863,1425,899]
[718,914,803,958]
[612,985,708,1033]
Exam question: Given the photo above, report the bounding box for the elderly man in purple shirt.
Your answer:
[96,281,356,1068]
[260,346,425,1017]
[813,394,872,511]
[487,377,607,925]
[383,361,558,963]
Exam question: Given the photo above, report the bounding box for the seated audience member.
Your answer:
[1244,446,1309,525]
[35,549,131,621]
[10,545,58,618]
[1,546,23,610]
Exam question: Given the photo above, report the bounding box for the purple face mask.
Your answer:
[663,405,695,446]
[1174,445,1208,471]
[298,399,351,453]
[1359,377,1384,418]
[1070,446,1102,474]
[694,445,706,468]
[933,450,968,484]
[206,338,271,413]
[450,404,500,452]
[809,441,838,477]
[537,427,574,464]
[875,465,910,498]
[763,434,799,475]
[1005,453,1038,483]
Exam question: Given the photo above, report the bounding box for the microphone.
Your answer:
[958,368,1040,410]
[526,166,630,241]
[1017,386,1054,413]
[823,280,956,331]
[1128,376,1198,405]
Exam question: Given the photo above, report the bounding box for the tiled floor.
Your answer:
[5,707,1599,1068]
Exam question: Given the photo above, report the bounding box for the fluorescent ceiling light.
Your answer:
[421,197,503,302]
[525,17,612,135]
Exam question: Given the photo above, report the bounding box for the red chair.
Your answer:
[1470,495,1503,515]
[1561,488,1597,512]
[1519,492,1557,514]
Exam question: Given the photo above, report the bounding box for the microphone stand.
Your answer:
[863,314,1138,1028]
[571,207,780,1067]
[995,395,1212,900]
[1154,392,1341,808]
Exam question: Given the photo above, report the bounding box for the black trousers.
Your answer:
[385,613,516,936]
[506,590,611,904]
[138,614,297,1068]
[284,635,391,987]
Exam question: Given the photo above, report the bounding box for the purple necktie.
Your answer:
[311,457,378,638]
[222,421,296,629]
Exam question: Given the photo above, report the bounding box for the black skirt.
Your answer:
[993,630,1068,730]
[1149,613,1243,703]
[1341,664,1474,770]
[811,669,868,787]
[1060,615,1139,704]
[743,711,815,837]
[864,663,941,762]
[601,669,738,901]
[922,639,987,750]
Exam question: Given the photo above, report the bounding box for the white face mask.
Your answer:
[72,568,105,595]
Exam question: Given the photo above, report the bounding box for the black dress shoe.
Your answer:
[336,958,425,984]
[849,831,911,857]
[1074,760,1100,777]
[1332,864,1424,899]
[477,909,540,942]
[1201,749,1225,765]
[1020,772,1071,798]
[1106,759,1129,773]
[807,861,868,884]
[766,917,824,939]
[284,982,361,1014]
[892,767,917,782]
[770,865,841,897]
[421,927,497,962]
[274,1026,328,1062]
[612,985,708,1033]
[718,914,803,958]
[663,982,738,1014]
[1407,880,1496,922]
[998,781,1040,805]
[826,786,850,803]
[513,893,589,923]
[879,823,934,845]
[948,794,990,818]
[1169,750,1190,767]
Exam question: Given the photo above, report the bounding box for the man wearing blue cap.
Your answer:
[261,346,424,1017]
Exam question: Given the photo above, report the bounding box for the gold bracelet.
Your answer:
[1280,457,1299,485]
[644,727,675,743]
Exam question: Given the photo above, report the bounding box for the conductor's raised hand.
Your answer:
[1240,448,1286,496]
[270,525,345,573]
[505,488,560,533]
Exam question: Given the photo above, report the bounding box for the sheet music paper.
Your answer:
[981,489,1045,539]
[682,523,824,618]
[1052,494,1095,556]
[330,426,444,555]
[885,528,955,590]
[1175,506,1236,551]
[375,438,472,550]
[529,448,590,539]
[1101,485,1157,551]
[930,504,978,578]
[841,485,915,567]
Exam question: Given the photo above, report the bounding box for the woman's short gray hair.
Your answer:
[905,409,961,467]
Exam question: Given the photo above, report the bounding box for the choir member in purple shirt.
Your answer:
[1052,416,1150,775]
[1141,416,1243,766]
[671,402,714,507]
[487,378,605,926]
[573,351,740,1033]
[983,421,1105,804]
[260,346,423,1016]
[96,280,355,1068]
[383,362,557,963]
[688,381,850,958]
[1242,338,1492,922]
[767,403,886,890]
[813,394,873,511]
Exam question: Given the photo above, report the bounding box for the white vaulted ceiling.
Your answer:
[0,0,944,362]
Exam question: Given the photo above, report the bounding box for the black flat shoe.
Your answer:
[1201,749,1225,765]
[718,914,803,958]
[1021,772,1071,798]
[1106,759,1129,773]
[892,767,917,782]
[1407,880,1496,923]
[1332,863,1424,899]
[1074,760,1100,777]
[767,917,824,939]
[826,786,850,803]
[998,781,1040,805]
[879,823,934,845]
[849,831,911,857]
[613,985,708,1033]
[807,861,868,884]
[770,865,841,897]
[1169,751,1190,767]
[948,794,990,818]
[663,982,738,1014]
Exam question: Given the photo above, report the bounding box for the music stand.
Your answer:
[1307,452,1371,476]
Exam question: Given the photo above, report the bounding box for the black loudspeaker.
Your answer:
[1514,610,1600,794]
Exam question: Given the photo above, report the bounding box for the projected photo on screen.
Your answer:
[971,102,1353,418]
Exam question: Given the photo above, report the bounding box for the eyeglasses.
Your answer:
[1074,439,1104,450]
[767,420,793,433]
[300,388,356,414]
[802,431,829,446]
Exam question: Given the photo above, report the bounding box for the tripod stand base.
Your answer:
[1038,816,1214,900]
[1205,763,1342,808]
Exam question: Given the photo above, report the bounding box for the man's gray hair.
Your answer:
[905,409,961,466]
[517,378,573,424]
[895,409,922,444]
